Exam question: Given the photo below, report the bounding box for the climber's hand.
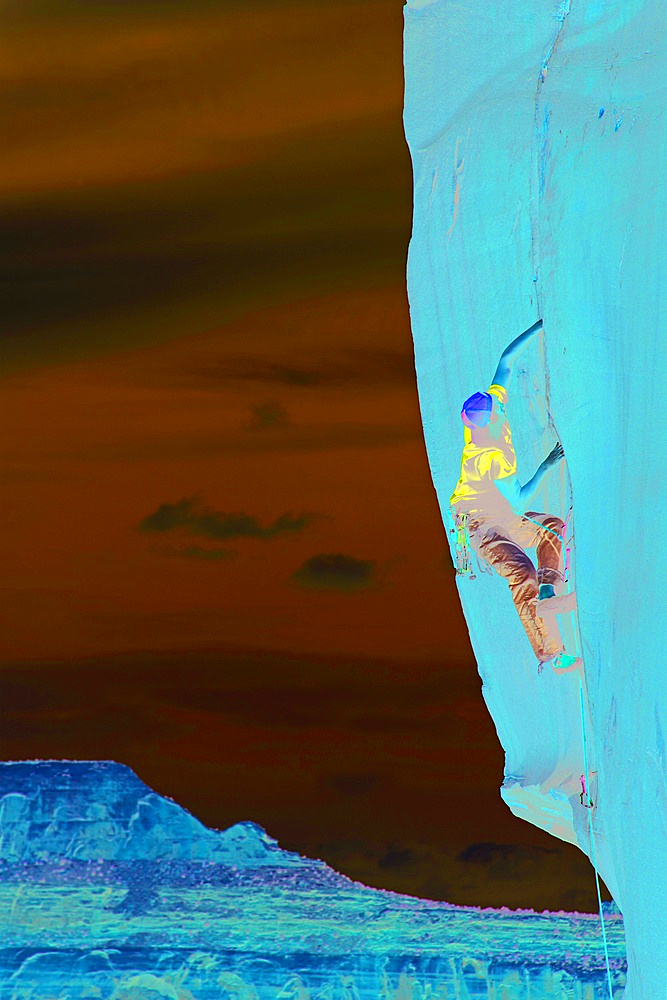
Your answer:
[544,442,564,468]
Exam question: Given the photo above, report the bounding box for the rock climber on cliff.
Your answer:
[450,319,581,673]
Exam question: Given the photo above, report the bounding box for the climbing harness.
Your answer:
[447,506,571,580]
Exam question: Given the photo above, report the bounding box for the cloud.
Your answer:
[189,347,416,391]
[326,772,380,797]
[3,3,404,195]
[245,400,291,430]
[152,543,237,561]
[457,842,556,865]
[313,837,605,911]
[155,663,453,734]
[378,845,416,870]
[138,497,318,541]
[62,422,420,465]
[292,553,375,592]
[2,105,410,374]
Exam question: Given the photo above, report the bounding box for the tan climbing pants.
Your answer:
[467,510,566,662]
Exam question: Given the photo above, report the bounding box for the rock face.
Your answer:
[403,2,666,997]
[0,760,303,866]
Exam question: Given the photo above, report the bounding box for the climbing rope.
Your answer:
[579,682,615,998]
[537,368,614,993]
[519,512,567,539]
[450,505,616,991]
[529,176,614,988]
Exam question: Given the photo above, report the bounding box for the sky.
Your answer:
[0,0,608,912]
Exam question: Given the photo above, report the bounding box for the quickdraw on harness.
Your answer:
[446,508,476,578]
[580,772,595,809]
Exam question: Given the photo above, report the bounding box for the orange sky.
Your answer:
[0,0,607,912]
[2,284,466,664]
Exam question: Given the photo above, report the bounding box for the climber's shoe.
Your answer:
[551,651,583,674]
[534,591,578,617]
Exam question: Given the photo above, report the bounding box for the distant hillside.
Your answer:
[0,760,308,866]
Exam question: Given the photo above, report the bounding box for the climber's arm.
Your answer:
[495,468,546,508]
[494,474,521,508]
[491,319,543,389]
[495,442,564,507]
[517,466,549,503]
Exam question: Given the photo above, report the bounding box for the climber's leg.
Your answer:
[515,512,565,596]
[474,529,562,662]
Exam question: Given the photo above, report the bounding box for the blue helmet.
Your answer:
[461,391,493,428]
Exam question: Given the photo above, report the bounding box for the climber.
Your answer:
[450,319,581,673]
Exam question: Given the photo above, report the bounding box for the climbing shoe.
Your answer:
[534,591,578,616]
[552,652,582,674]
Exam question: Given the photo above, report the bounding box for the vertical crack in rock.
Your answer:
[530,0,572,317]
[529,1,575,597]
[528,6,574,564]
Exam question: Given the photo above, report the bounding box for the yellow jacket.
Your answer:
[450,384,517,515]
